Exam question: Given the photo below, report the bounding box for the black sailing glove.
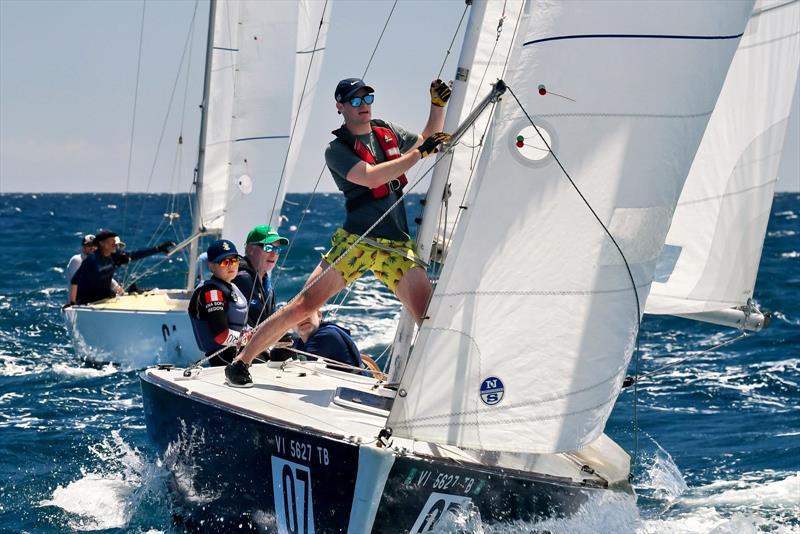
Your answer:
[417,132,451,159]
[156,241,176,253]
[430,79,452,107]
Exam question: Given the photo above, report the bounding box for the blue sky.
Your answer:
[1,0,798,193]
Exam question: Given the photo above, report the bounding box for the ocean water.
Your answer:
[0,192,797,533]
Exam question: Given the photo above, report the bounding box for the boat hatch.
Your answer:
[333,387,393,415]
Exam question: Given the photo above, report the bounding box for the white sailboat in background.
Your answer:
[646,0,800,331]
[63,0,331,368]
[141,1,756,530]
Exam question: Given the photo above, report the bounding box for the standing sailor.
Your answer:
[233,225,289,327]
[188,239,251,367]
[225,77,451,387]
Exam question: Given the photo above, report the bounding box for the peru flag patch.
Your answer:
[205,289,223,304]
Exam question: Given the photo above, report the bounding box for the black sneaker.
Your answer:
[225,360,253,388]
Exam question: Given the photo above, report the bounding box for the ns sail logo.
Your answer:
[479,376,505,406]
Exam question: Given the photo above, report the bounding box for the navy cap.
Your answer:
[207,239,240,263]
[93,229,118,244]
[335,78,374,103]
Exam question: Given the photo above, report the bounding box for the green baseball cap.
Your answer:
[245,225,289,246]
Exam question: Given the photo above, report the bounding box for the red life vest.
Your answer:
[332,119,408,201]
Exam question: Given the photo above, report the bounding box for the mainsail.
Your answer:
[387,0,753,454]
[646,0,800,316]
[200,0,331,245]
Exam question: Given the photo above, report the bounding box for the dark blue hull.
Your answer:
[141,372,612,532]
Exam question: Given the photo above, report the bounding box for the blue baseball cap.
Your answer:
[335,78,374,102]
[207,239,240,263]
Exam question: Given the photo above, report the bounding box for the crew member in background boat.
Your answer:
[64,234,96,298]
[68,229,174,305]
[225,77,451,387]
[188,239,252,367]
[233,224,289,327]
[293,310,364,374]
[194,252,210,287]
[111,235,176,293]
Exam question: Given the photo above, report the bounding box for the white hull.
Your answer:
[63,289,201,368]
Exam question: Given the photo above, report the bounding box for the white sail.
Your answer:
[200,0,240,233]
[200,0,331,246]
[646,0,800,315]
[387,0,753,454]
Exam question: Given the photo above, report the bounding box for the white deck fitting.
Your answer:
[144,362,630,487]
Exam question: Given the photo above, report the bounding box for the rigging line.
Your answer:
[225,138,457,367]
[505,85,643,476]
[169,0,200,219]
[268,0,407,311]
[622,332,749,388]
[361,0,398,78]
[429,0,521,269]
[438,101,498,267]
[130,1,201,246]
[437,3,470,80]
[122,0,148,237]
[267,0,330,227]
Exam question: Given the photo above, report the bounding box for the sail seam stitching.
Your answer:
[676,178,778,207]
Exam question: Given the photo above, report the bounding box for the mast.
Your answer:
[387,0,490,382]
[186,0,217,289]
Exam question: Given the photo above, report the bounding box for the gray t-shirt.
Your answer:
[324,120,419,241]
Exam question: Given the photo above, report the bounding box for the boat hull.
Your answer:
[63,290,201,368]
[141,371,609,533]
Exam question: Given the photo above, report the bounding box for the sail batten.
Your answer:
[387,0,753,454]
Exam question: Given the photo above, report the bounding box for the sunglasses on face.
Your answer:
[258,244,284,253]
[348,94,374,107]
[217,257,240,268]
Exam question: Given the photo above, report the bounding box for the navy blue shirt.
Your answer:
[71,252,116,304]
[232,257,275,328]
[294,322,363,370]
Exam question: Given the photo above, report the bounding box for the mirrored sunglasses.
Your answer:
[259,244,284,253]
[217,257,240,268]
[348,94,374,107]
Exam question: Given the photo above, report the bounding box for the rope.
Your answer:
[121,0,148,236]
[621,332,749,387]
[436,3,470,79]
[505,85,644,478]
[361,1,398,78]
[129,0,201,248]
[267,0,330,226]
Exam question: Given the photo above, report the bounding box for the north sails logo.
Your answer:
[480,376,505,406]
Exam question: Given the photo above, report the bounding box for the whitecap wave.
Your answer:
[51,362,118,379]
[38,430,168,531]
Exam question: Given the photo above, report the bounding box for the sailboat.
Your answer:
[140,0,764,530]
[62,0,330,368]
[645,0,800,330]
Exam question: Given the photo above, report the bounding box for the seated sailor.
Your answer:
[293,310,364,373]
[233,224,289,327]
[69,229,175,305]
[188,239,251,367]
[65,233,96,298]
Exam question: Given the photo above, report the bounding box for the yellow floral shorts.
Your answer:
[322,228,422,294]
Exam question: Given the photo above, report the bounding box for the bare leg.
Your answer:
[237,261,346,364]
[394,266,432,326]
